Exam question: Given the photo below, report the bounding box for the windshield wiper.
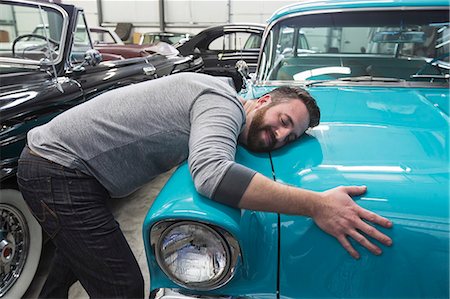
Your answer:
[411,73,449,80]
[304,76,404,87]
[412,53,450,81]
[37,3,63,93]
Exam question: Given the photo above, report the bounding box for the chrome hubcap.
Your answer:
[0,239,15,263]
[0,204,29,297]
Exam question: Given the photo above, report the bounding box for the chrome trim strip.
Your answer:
[150,288,250,299]
[252,80,449,88]
[266,6,449,30]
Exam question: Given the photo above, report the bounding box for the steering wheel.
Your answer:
[12,34,60,58]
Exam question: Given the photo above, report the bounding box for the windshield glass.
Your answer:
[140,33,188,45]
[258,9,449,83]
[0,2,65,64]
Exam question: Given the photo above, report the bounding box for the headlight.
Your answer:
[151,220,240,290]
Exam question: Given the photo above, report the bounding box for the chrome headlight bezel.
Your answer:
[150,220,241,291]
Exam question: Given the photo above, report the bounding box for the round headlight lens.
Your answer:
[155,221,230,290]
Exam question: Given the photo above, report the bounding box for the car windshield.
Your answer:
[140,33,188,45]
[258,9,449,83]
[0,2,65,65]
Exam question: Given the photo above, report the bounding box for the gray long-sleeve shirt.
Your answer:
[27,73,256,206]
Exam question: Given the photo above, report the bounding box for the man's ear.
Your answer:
[255,94,272,109]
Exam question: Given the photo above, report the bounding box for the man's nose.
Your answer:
[274,127,290,142]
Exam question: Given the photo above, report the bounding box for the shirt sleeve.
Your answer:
[188,91,256,207]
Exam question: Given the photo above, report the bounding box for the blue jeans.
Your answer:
[17,147,144,299]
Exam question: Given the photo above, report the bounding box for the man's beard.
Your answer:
[246,104,276,152]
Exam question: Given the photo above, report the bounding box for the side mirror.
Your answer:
[71,49,103,72]
[235,60,250,92]
[84,49,102,66]
[235,60,249,79]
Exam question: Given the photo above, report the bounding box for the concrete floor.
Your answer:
[23,169,175,299]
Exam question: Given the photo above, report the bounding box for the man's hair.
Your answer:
[268,86,320,128]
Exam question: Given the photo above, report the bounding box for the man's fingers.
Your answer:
[357,220,393,247]
[342,185,367,197]
[348,230,382,256]
[337,235,360,259]
[359,208,393,229]
[320,185,394,259]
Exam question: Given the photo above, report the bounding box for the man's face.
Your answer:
[246,99,310,152]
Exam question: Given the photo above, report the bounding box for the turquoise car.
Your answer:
[143,0,449,298]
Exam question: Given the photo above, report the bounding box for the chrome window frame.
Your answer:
[0,0,69,66]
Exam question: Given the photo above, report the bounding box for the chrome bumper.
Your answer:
[150,288,247,299]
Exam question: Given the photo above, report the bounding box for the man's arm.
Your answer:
[239,173,393,259]
[188,93,392,259]
[188,92,254,202]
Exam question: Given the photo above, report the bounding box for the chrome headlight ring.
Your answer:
[150,220,241,291]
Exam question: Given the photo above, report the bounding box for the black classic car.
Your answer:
[0,0,201,297]
[176,23,265,86]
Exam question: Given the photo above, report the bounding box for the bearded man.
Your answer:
[17,72,392,299]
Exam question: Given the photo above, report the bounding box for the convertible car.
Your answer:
[0,0,201,297]
[143,0,449,298]
[176,23,265,89]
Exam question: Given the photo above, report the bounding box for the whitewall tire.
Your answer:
[0,189,42,299]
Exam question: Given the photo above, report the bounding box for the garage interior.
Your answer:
[3,0,448,298]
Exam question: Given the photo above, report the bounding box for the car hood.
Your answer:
[269,86,449,299]
[271,86,448,193]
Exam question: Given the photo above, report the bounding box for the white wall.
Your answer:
[66,0,100,27]
[62,0,298,35]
